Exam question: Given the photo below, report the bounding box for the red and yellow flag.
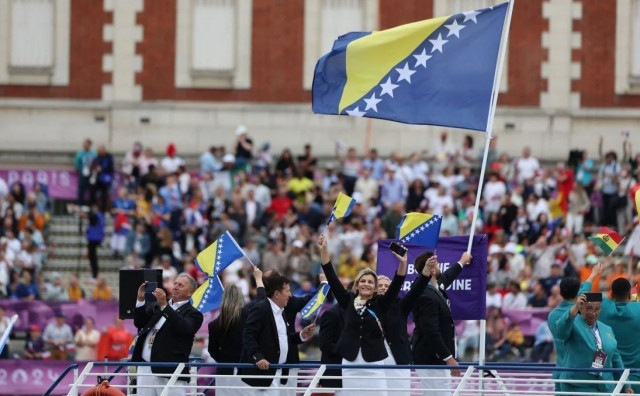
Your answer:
[588,227,623,255]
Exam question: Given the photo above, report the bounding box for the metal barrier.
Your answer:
[57,361,640,396]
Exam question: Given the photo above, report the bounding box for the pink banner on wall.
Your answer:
[0,168,77,200]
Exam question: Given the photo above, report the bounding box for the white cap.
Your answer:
[488,244,503,255]
[504,242,517,255]
[292,240,304,248]
[236,125,248,136]
[222,153,236,163]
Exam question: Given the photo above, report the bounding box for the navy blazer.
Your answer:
[322,261,405,362]
[412,263,463,365]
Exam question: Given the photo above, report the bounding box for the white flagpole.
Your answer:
[465,0,515,379]
[0,315,18,355]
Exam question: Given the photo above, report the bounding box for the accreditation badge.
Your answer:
[589,349,607,377]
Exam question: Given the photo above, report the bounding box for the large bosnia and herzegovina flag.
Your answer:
[312,3,508,132]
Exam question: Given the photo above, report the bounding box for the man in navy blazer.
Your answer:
[132,274,203,396]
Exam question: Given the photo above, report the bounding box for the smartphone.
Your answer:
[585,292,602,302]
[145,282,157,293]
[390,242,407,257]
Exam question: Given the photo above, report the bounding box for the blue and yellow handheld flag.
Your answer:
[301,282,330,320]
[396,212,442,248]
[195,231,246,277]
[312,3,508,131]
[191,275,225,313]
[327,192,356,224]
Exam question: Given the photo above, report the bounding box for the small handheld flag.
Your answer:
[396,212,442,248]
[191,275,225,313]
[195,231,246,277]
[327,192,355,225]
[588,227,624,256]
[301,282,331,320]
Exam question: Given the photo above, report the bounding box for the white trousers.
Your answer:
[383,343,411,396]
[216,368,253,396]
[342,350,388,396]
[416,368,451,396]
[137,365,187,396]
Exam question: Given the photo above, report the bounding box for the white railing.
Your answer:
[60,361,640,396]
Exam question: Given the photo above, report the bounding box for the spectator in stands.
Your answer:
[23,325,45,360]
[556,293,632,394]
[199,146,222,176]
[0,248,9,298]
[275,148,296,176]
[528,280,548,308]
[287,168,314,203]
[515,146,540,183]
[503,281,527,310]
[43,312,73,360]
[0,176,7,199]
[530,321,553,362]
[75,138,96,206]
[121,141,143,188]
[14,270,38,300]
[85,204,105,279]
[486,307,508,360]
[43,273,68,301]
[67,274,85,301]
[297,144,317,180]
[0,306,10,358]
[18,203,44,232]
[160,143,184,175]
[566,182,590,234]
[336,147,361,196]
[155,255,177,292]
[98,317,134,361]
[458,320,480,362]
[380,166,406,210]
[486,282,502,309]
[74,317,100,361]
[541,262,563,296]
[547,284,562,308]
[254,142,273,174]
[90,145,114,213]
[91,276,113,301]
[598,144,621,228]
[125,222,151,266]
[138,147,159,176]
[234,125,253,169]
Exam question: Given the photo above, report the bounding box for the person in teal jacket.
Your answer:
[556,293,633,395]
[599,278,640,393]
[548,264,602,394]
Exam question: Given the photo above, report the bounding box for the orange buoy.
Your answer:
[81,380,126,396]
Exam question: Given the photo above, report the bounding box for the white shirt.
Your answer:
[268,298,288,364]
[161,156,185,174]
[486,292,503,309]
[502,292,528,310]
[517,157,540,181]
[483,180,506,213]
[135,298,190,362]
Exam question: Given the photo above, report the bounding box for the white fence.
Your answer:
[53,361,639,396]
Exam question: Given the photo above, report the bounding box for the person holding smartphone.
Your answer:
[556,292,633,394]
[377,243,433,396]
[411,250,472,396]
[317,234,406,396]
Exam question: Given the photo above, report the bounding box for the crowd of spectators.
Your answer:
[2,126,640,363]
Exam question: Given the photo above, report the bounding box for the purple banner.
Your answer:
[0,300,216,337]
[0,168,77,200]
[377,235,488,320]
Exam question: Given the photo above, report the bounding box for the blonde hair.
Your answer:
[218,285,244,337]
[352,268,379,295]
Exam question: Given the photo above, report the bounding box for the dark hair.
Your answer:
[611,278,631,301]
[559,277,581,300]
[414,251,434,275]
[509,281,521,291]
[265,274,290,298]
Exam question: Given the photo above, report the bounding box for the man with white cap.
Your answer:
[235,125,253,168]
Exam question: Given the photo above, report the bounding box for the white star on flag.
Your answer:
[364,93,382,112]
[462,9,481,23]
[413,48,432,68]
[346,107,366,117]
[444,19,466,38]
[429,33,448,53]
[395,62,416,83]
[379,77,399,97]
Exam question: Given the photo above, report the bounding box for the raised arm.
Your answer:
[254,267,266,300]
[318,234,349,308]
[377,248,408,313]
[556,294,585,341]
[400,256,434,316]
[440,252,472,289]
